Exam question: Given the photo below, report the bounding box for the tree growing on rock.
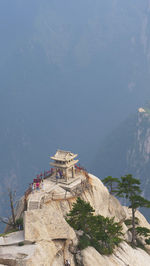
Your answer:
[102,176,119,194]
[116,174,150,246]
[66,197,123,254]
[66,197,94,231]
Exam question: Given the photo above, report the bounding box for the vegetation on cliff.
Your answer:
[103,174,150,246]
[66,197,123,255]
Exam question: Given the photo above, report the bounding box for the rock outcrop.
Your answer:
[24,206,77,242]
[0,173,150,265]
[81,242,150,266]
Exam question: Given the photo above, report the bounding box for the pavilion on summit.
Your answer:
[50,150,79,182]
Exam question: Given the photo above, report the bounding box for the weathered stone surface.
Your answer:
[0,231,24,246]
[24,205,76,242]
[0,240,70,266]
[0,244,35,266]
[81,242,150,266]
[25,241,57,266]
[81,174,126,222]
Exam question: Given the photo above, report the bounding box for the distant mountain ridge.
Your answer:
[93,105,150,220]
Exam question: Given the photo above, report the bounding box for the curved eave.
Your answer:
[50,159,79,169]
[50,154,78,162]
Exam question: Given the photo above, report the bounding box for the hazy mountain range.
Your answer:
[1,0,150,224]
[93,106,150,220]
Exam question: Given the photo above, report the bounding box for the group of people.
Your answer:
[75,164,86,171]
[30,168,55,192]
[31,178,44,191]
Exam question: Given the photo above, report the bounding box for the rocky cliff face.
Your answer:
[126,110,150,192]
[0,173,150,265]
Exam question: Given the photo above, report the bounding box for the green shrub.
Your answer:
[125,218,139,226]
[18,241,24,246]
[78,234,91,250]
[136,227,150,237]
[145,238,150,245]
[16,217,23,230]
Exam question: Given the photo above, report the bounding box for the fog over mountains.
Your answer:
[92,107,150,221]
[1,0,150,220]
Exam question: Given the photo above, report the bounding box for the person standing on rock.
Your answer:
[56,174,59,184]
[41,179,44,190]
[36,182,40,191]
[32,183,34,192]
[65,259,70,266]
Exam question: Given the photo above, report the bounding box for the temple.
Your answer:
[50,150,79,182]
[26,149,90,211]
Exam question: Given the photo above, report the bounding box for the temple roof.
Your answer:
[51,150,78,162]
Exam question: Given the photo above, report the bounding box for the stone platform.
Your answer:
[27,171,88,210]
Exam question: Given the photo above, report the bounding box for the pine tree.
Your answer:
[102,176,119,194]
[66,197,123,254]
[66,197,94,231]
[117,174,150,246]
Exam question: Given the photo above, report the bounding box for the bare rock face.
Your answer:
[24,205,77,242]
[0,231,24,246]
[25,241,58,266]
[0,244,36,266]
[81,242,150,266]
[81,174,126,222]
